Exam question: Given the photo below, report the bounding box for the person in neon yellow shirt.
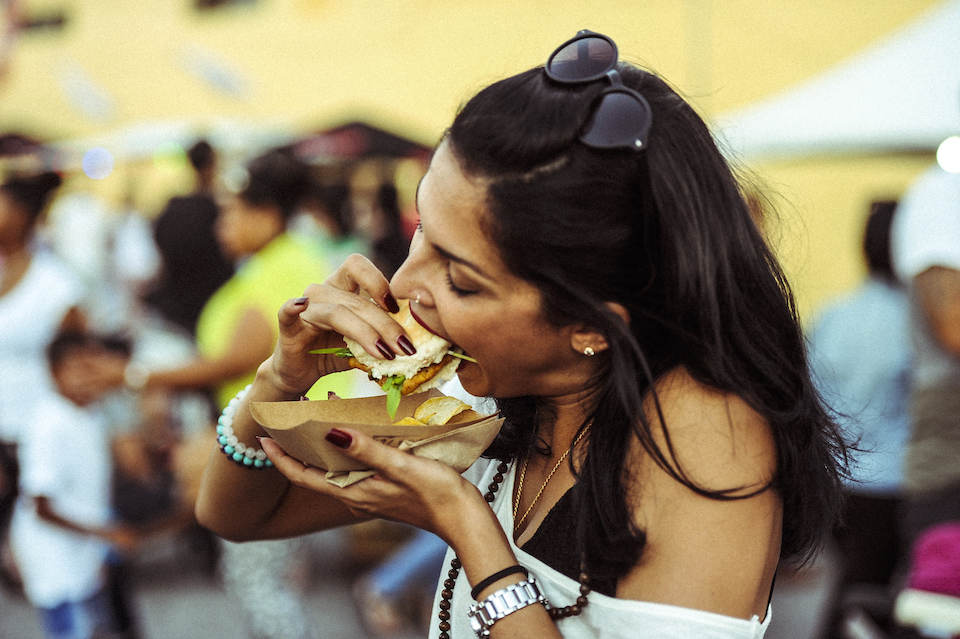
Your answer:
[133,148,356,639]
[197,210,355,407]
[95,149,362,639]
[197,149,341,639]
[100,148,357,406]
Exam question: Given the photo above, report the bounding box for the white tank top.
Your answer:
[428,457,772,639]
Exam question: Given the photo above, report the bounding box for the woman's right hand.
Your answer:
[261,253,409,396]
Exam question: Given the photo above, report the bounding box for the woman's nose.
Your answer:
[388,232,423,300]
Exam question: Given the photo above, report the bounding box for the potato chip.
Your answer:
[414,396,471,426]
[392,416,426,426]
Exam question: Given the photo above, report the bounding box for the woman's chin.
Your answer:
[454,364,487,397]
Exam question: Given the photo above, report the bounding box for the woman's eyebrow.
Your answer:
[430,241,484,275]
[415,165,491,281]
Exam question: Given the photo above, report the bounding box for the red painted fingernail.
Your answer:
[376,339,396,360]
[383,293,400,314]
[294,297,308,306]
[397,334,417,356]
[325,428,352,449]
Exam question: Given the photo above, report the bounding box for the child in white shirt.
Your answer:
[10,331,140,639]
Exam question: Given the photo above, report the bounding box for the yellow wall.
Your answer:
[753,154,935,322]
[2,1,941,137]
[0,0,947,320]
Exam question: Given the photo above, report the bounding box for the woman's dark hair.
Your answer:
[239,149,312,221]
[863,200,898,282]
[449,63,849,585]
[0,171,62,225]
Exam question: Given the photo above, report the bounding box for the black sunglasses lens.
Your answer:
[548,36,617,81]
[581,92,651,149]
[545,33,653,152]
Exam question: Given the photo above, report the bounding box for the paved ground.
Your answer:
[0,524,838,639]
[0,526,427,639]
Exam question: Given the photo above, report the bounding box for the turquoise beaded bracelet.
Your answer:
[217,384,273,470]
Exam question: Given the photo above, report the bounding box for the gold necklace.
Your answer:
[437,462,592,638]
[513,423,591,533]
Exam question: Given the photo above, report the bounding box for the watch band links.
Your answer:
[467,576,549,637]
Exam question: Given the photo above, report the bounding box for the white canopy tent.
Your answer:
[714,0,960,161]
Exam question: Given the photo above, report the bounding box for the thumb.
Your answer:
[325,428,412,481]
[278,296,310,327]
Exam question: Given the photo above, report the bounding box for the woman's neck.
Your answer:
[534,396,593,456]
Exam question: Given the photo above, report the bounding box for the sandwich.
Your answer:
[311,298,473,416]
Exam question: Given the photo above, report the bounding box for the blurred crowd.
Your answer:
[1,131,959,639]
[806,163,960,639]
[0,138,439,639]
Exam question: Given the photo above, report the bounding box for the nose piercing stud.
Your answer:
[416,294,421,305]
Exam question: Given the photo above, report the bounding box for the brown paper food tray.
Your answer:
[251,389,499,472]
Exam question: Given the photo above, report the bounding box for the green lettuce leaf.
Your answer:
[382,375,405,419]
[308,347,353,358]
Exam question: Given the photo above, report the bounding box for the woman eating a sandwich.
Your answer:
[196,31,848,639]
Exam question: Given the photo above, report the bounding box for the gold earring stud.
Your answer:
[583,346,595,357]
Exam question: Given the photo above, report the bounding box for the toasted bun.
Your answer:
[344,299,460,394]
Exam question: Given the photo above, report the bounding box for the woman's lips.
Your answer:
[409,302,471,361]
[409,303,442,337]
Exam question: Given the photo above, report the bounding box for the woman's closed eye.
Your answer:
[445,271,479,297]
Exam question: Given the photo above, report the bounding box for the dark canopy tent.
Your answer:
[291,121,433,164]
[0,133,44,157]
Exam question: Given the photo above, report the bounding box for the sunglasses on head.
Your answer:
[544,30,653,152]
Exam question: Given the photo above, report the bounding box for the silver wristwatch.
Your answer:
[467,576,550,637]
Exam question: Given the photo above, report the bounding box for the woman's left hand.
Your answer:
[262,426,536,630]
[259,430,482,544]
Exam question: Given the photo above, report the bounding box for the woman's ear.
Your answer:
[570,329,608,357]
[569,302,630,356]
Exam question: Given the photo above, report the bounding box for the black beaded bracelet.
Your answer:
[470,564,529,601]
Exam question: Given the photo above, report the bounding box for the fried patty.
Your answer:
[348,353,458,395]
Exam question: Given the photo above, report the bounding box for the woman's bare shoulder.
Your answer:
[637,366,777,495]
[618,367,782,618]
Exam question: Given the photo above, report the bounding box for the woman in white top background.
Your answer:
[195,31,849,638]
[0,170,87,586]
